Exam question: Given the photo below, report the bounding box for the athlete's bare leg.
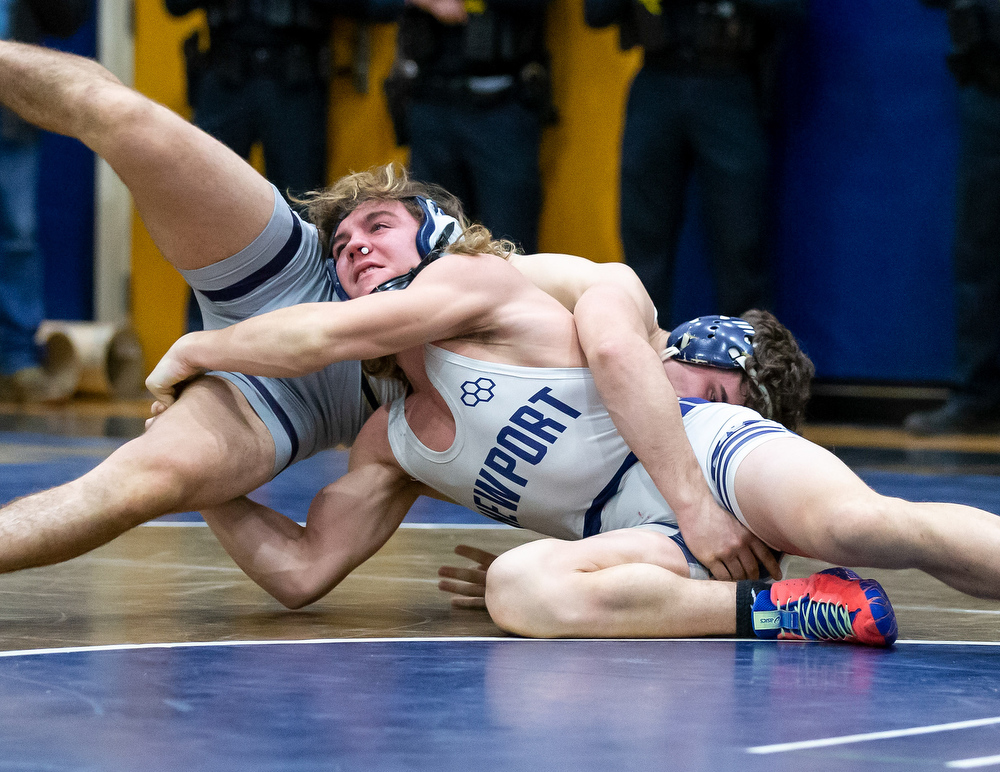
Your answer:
[0,377,275,572]
[0,45,287,572]
[734,436,1000,600]
[485,530,738,638]
[0,41,273,269]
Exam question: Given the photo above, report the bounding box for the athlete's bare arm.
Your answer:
[147,252,579,405]
[152,243,777,583]
[511,253,780,581]
[200,408,423,608]
[574,285,780,582]
[0,41,273,269]
[508,253,648,314]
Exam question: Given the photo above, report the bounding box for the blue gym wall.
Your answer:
[775,0,958,382]
[671,0,958,383]
[41,0,959,384]
[36,3,96,324]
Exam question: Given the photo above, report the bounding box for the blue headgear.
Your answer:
[413,196,461,260]
[329,196,462,301]
[663,315,773,418]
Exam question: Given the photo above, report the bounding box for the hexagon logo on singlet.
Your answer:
[461,378,496,407]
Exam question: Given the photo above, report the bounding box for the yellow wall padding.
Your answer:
[131,0,640,373]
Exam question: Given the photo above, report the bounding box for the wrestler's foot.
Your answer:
[751,567,897,647]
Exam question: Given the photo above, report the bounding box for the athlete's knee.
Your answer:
[486,540,590,638]
[126,453,201,511]
[90,439,227,524]
[109,380,273,517]
[485,544,543,635]
[79,86,176,160]
[71,75,146,138]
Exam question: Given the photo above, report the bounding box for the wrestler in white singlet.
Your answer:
[388,345,794,578]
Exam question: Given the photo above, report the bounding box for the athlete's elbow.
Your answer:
[267,569,337,610]
[587,334,631,364]
[277,593,319,611]
[306,327,361,371]
[274,585,326,610]
[584,334,650,383]
[77,86,162,155]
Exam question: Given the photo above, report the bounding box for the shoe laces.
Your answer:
[777,594,854,640]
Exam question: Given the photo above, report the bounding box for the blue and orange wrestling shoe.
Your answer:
[751,567,898,647]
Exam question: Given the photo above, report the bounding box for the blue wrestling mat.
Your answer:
[3,430,1000,527]
[0,431,483,526]
[3,429,1000,771]
[1,638,999,771]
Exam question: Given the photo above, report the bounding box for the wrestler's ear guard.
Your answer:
[413,196,462,259]
[663,316,755,370]
[367,199,462,294]
[330,258,351,301]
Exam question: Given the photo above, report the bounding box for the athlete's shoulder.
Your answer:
[424,251,520,282]
[410,252,533,319]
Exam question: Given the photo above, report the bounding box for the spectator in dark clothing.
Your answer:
[585,0,804,327]
[0,0,89,402]
[165,0,398,330]
[905,0,1000,434]
[384,0,553,254]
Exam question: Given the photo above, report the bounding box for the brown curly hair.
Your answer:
[298,164,516,384]
[740,309,815,432]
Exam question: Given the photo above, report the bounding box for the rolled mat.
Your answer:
[35,321,145,399]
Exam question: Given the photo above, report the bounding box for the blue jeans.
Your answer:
[620,68,771,325]
[407,99,542,253]
[0,134,42,375]
[952,85,1000,407]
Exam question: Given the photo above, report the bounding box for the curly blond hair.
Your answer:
[299,164,517,385]
[299,163,515,260]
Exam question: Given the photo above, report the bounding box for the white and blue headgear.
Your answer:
[329,196,462,301]
[663,315,773,418]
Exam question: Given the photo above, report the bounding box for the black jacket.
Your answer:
[12,0,90,43]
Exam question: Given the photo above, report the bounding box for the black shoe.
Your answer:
[903,400,1000,436]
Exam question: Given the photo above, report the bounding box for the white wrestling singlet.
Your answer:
[387,346,794,557]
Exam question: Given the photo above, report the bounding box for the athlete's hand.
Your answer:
[144,400,167,431]
[438,545,498,609]
[145,393,179,430]
[683,501,783,582]
[145,334,206,409]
